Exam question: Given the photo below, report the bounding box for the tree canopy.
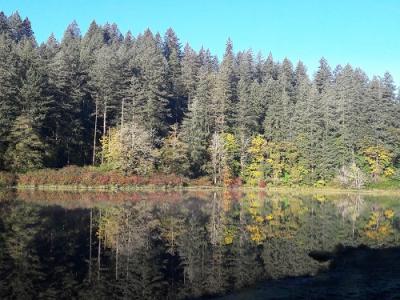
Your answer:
[0,11,399,186]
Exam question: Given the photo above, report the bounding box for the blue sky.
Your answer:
[2,0,400,84]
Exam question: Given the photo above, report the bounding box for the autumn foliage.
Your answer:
[17,166,187,187]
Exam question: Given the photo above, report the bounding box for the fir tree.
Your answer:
[4,115,45,172]
[212,39,237,132]
[130,30,169,138]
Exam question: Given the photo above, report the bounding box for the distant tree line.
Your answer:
[0,11,399,185]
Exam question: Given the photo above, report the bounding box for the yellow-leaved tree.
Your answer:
[100,122,156,175]
[245,135,268,186]
[100,127,122,170]
[244,136,308,186]
[221,133,240,185]
[362,145,395,180]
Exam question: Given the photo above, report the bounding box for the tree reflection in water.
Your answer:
[0,190,399,299]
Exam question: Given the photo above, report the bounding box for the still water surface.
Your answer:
[0,189,399,299]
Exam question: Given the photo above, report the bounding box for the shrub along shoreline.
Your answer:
[16,166,188,188]
[0,167,184,189]
[1,166,400,193]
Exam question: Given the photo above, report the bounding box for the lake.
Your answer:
[0,189,399,299]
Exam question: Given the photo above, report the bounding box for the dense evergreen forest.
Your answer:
[0,11,399,187]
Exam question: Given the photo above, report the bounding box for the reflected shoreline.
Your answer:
[0,190,399,299]
[218,245,400,299]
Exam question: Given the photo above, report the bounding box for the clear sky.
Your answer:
[2,0,400,85]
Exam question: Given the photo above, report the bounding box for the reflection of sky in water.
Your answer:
[0,190,399,299]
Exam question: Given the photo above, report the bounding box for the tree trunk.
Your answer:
[121,98,125,129]
[101,102,107,164]
[92,100,98,165]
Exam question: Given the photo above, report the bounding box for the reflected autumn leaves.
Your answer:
[0,190,399,299]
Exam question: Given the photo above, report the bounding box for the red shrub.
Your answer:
[17,167,188,188]
[229,177,243,188]
[258,180,267,188]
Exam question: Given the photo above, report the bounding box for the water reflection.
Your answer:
[0,190,399,299]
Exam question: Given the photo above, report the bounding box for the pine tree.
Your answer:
[0,12,10,36]
[0,34,20,168]
[182,67,214,176]
[313,58,337,179]
[19,66,52,126]
[80,21,105,69]
[261,52,276,81]
[212,39,237,132]
[163,28,185,123]
[16,38,52,128]
[92,45,123,135]
[49,21,85,165]
[380,72,400,158]
[160,124,189,175]
[292,61,314,180]
[181,43,199,107]
[4,115,45,172]
[116,33,135,127]
[334,66,369,165]
[8,12,34,42]
[130,30,169,138]
[334,64,355,165]
[80,21,105,164]
[235,50,258,173]
[103,22,123,45]
[263,75,285,141]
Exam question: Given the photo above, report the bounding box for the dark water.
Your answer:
[0,189,400,299]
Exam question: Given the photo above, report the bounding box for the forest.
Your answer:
[0,11,399,188]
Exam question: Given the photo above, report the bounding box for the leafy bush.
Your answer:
[190,176,212,187]
[367,178,400,190]
[17,166,187,187]
[336,163,367,189]
[313,179,326,187]
[228,177,243,188]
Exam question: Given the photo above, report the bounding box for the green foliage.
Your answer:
[362,145,395,180]
[0,172,16,187]
[181,66,213,177]
[160,124,189,175]
[0,11,399,187]
[244,135,268,185]
[2,191,400,298]
[244,135,309,186]
[221,133,240,184]
[99,127,122,170]
[4,116,45,172]
[366,177,400,190]
[100,123,157,175]
[130,30,170,136]
[336,163,367,189]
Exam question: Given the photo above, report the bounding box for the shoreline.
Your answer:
[9,184,400,196]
